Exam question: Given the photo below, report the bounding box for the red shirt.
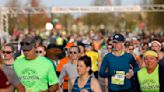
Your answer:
[0,68,11,88]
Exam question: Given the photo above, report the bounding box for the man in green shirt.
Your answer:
[14,37,59,92]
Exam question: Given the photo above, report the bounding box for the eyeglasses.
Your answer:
[85,45,91,48]
[69,51,78,54]
[20,42,31,46]
[36,50,43,54]
[2,51,13,54]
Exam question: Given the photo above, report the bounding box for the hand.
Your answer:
[58,85,62,91]
[158,52,163,60]
[125,69,134,79]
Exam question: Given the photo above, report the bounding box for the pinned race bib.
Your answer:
[111,71,125,85]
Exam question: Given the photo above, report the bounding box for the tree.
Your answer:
[30,0,39,7]
[153,0,164,28]
[92,0,111,6]
[5,0,21,7]
[5,0,21,34]
[81,13,114,26]
[79,0,115,32]
[124,13,138,31]
[146,0,164,29]
[52,14,74,31]
[26,0,49,30]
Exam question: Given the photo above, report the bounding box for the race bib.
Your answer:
[111,71,125,85]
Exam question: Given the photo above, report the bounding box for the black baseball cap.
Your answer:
[112,34,125,42]
[20,37,36,51]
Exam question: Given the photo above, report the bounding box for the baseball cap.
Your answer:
[65,42,74,49]
[20,37,36,51]
[112,34,125,42]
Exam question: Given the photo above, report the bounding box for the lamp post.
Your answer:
[64,14,68,31]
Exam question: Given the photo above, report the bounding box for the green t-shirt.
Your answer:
[137,65,159,92]
[14,56,59,92]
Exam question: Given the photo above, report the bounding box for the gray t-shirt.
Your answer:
[2,64,20,87]
[59,61,78,85]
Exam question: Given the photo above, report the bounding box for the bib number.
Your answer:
[111,71,125,85]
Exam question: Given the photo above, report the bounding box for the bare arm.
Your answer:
[91,78,102,92]
[40,83,59,92]
[48,83,59,92]
[69,79,75,92]
[16,82,25,92]
[69,80,73,92]
[104,78,108,92]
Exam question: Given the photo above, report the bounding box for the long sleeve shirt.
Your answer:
[99,52,139,91]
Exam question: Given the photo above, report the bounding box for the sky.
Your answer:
[0,0,93,7]
[41,0,93,7]
[0,0,140,7]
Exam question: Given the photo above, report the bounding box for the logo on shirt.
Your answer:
[19,68,39,87]
[141,79,159,91]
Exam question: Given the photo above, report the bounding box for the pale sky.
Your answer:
[0,0,140,7]
[0,0,93,7]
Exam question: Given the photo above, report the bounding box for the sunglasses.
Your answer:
[85,45,91,48]
[2,51,13,54]
[20,42,31,46]
[36,51,43,54]
[69,51,78,54]
[129,48,134,50]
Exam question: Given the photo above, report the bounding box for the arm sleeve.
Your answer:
[48,64,59,86]
[59,65,67,85]
[99,55,110,78]
[4,67,20,87]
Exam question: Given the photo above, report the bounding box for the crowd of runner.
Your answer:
[0,28,163,92]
